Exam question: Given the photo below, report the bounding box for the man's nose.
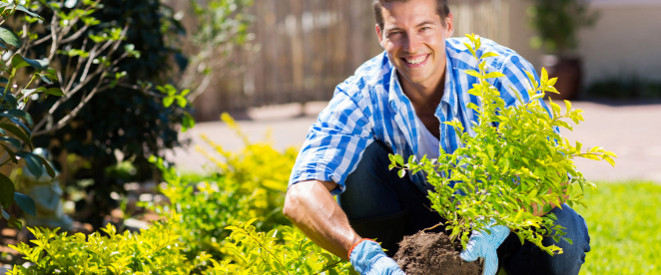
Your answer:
[404,34,422,53]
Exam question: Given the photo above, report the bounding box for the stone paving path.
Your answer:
[171,100,661,183]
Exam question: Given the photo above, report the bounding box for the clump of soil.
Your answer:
[393,231,483,275]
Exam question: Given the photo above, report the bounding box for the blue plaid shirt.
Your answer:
[289,37,542,194]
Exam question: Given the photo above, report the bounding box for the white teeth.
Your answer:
[405,56,426,65]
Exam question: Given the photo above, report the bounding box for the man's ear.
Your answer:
[445,12,455,38]
[375,24,385,48]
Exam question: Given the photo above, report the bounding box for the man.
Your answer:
[283,0,590,274]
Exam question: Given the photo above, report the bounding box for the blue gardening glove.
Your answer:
[460,225,510,275]
[349,239,406,275]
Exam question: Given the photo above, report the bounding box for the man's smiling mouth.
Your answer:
[403,54,429,65]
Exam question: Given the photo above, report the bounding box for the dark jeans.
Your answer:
[338,141,590,275]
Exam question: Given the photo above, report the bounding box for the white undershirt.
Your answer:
[415,115,440,160]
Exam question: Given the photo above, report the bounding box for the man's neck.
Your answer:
[400,73,445,114]
[400,72,445,138]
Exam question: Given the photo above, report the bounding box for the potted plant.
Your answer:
[528,0,599,100]
[389,34,615,274]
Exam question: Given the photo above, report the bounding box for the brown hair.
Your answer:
[372,0,450,30]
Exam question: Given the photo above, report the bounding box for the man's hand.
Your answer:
[349,239,405,275]
[460,225,510,275]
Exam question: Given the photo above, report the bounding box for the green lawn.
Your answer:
[579,181,661,274]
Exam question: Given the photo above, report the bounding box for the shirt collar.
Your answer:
[385,55,409,111]
[440,53,459,118]
[385,50,460,119]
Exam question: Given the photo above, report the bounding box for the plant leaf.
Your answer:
[8,217,22,228]
[0,123,31,148]
[14,4,44,20]
[0,174,15,209]
[0,136,21,149]
[1,109,33,126]
[33,153,56,179]
[12,55,49,70]
[16,152,43,179]
[44,87,64,96]
[0,27,21,48]
[14,192,36,216]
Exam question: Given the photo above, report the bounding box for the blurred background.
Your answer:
[170,0,661,183]
[183,0,661,121]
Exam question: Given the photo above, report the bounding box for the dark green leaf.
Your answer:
[0,174,15,209]
[16,152,43,179]
[14,4,44,20]
[0,123,31,148]
[0,27,22,48]
[44,87,63,96]
[23,57,49,70]
[1,109,33,126]
[9,117,30,133]
[0,143,17,164]
[14,192,36,216]
[12,55,49,70]
[10,55,29,69]
[1,92,18,107]
[33,153,56,179]
[0,136,21,149]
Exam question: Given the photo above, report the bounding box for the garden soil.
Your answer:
[394,231,482,275]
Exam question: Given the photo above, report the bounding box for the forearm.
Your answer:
[283,180,362,260]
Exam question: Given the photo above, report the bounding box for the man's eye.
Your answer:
[388,31,402,37]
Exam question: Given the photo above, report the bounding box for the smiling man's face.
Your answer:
[376,0,453,90]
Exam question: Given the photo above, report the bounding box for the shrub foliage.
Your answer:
[390,34,616,255]
[11,0,194,228]
[10,115,352,274]
[0,1,59,227]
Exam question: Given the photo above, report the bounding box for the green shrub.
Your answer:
[391,34,615,255]
[143,114,349,273]
[13,0,193,228]
[210,219,353,274]
[146,113,297,263]
[0,1,59,226]
[8,221,197,274]
[8,113,350,273]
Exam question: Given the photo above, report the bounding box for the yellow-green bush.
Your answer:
[9,114,349,274]
[207,219,353,274]
[146,113,297,261]
[8,222,197,274]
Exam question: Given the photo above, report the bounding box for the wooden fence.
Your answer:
[193,0,509,121]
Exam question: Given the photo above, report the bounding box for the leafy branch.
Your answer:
[390,34,616,255]
[1,1,60,227]
[21,0,140,136]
